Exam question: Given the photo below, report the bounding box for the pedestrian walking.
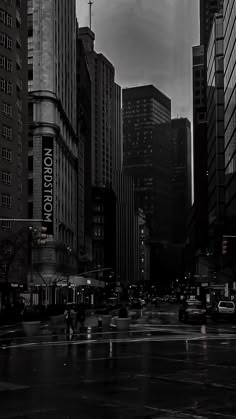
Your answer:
[64,304,74,334]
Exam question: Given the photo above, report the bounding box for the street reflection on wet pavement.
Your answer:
[1,304,236,418]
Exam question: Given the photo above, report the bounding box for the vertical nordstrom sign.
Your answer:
[42,137,53,235]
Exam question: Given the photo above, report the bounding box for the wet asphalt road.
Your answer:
[1,304,236,418]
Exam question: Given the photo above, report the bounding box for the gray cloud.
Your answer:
[77,0,199,123]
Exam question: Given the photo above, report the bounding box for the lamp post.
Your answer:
[66,245,72,303]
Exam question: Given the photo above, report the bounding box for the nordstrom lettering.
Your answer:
[42,137,54,234]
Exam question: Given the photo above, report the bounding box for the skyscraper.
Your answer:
[79,27,116,188]
[224,0,236,228]
[0,0,28,302]
[192,44,208,252]
[207,14,224,232]
[27,0,79,287]
[123,85,171,231]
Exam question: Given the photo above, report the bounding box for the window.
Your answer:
[6,36,12,49]
[2,125,12,140]
[0,78,5,91]
[1,171,11,184]
[0,55,5,69]
[2,147,12,161]
[6,14,12,28]
[2,103,12,117]
[7,82,13,95]
[0,240,13,255]
[1,193,11,208]
[0,219,11,230]
[0,10,5,24]
[6,59,13,72]
[0,32,5,47]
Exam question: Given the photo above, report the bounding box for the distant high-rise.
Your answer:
[171,118,192,244]
[0,0,28,298]
[122,85,171,231]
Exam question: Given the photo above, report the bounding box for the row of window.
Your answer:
[0,78,13,95]
[0,9,12,27]
[1,193,11,208]
[0,55,13,71]
[0,32,12,49]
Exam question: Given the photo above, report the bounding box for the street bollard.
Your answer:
[98,315,102,329]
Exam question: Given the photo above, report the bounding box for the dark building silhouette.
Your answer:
[123,85,171,231]
[0,0,28,304]
[171,118,192,244]
[123,85,174,285]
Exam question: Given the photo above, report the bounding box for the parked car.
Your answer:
[211,300,236,322]
[179,300,206,323]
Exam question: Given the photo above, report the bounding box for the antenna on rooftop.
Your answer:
[88,0,93,29]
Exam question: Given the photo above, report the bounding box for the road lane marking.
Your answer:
[150,354,236,370]
[145,405,208,418]
[2,331,236,350]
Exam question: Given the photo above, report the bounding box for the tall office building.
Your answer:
[79,27,115,187]
[77,31,93,268]
[192,45,208,252]
[191,0,224,257]
[171,118,192,244]
[207,14,225,235]
[123,85,171,231]
[27,0,79,285]
[0,0,28,302]
[224,0,236,228]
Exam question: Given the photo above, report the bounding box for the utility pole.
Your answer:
[88,0,93,29]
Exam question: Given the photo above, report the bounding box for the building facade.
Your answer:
[207,15,225,236]
[77,32,93,269]
[113,171,140,285]
[137,209,150,282]
[0,0,28,303]
[192,44,208,252]
[27,0,79,284]
[171,118,192,244]
[224,0,236,227]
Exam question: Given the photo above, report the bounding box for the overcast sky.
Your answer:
[76,0,199,124]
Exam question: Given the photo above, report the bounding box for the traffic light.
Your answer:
[30,225,47,246]
[37,226,47,246]
[222,239,228,255]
